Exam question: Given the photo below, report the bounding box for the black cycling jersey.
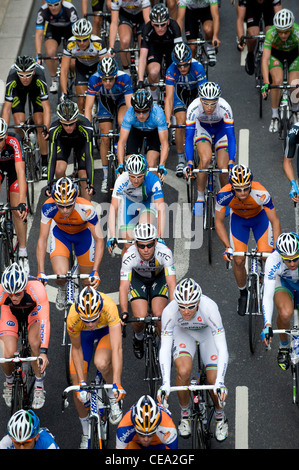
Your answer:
[285,123,299,159]
[48,114,94,185]
[36,1,78,30]
[140,18,182,49]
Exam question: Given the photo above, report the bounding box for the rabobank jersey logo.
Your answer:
[6,320,16,327]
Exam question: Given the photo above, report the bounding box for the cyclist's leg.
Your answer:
[230,213,250,314]
[74,228,95,286]
[174,106,187,175]
[118,21,133,69]
[195,127,213,195]
[214,129,229,187]
[49,224,72,287]
[9,179,27,252]
[268,56,283,131]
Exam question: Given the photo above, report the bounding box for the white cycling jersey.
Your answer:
[111,0,151,15]
[262,250,299,326]
[159,296,229,391]
[120,241,176,280]
[178,0,218,9]
[186,96,234,126]
[63,35,106,66]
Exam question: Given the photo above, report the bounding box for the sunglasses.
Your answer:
[136,240,155,250]
[178,304,198,311]
[129,173,145,180]
[0,137,6,142]
[281,256,299,263]
[177,62,191,68]
[47,1,61,7]
[60,120,77,127]
[75,36,90,43]
[17,72,34,79]
[7,291,24,298]
[12,436,35,447]
[152,22,167,28]
[56,203,75,209]
[102,77,115,82]
[135,109,150,115]
[201,100,218,108]
[233,186,251,192]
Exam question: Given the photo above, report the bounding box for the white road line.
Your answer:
[235,386,249,449]
[238,129,250,166]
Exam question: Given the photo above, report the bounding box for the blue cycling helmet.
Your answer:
[97,57,118,77]
[171,43,192,64]
[46,0,62,4]
[7,409,40,443]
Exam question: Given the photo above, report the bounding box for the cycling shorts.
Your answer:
[91,0,105,11]
[126,127,160,154]
[49,224,95,267]
[129,269,168,302]
[147,43,173,69]
[55,139,89,170]
[274,277,299,306]
[0,161,19,192]
[185,6,212,39]
[11,90,43,114]
[69,326,110,375]
[173,87,199,113]
[269,48,299,73]
[119,9,144,34]
[230,209,273,253]
[75,60,98,87]
[97,95,126,123]
[118,197,156,232]
[172,324,218,373]
[44,24,73,45]
[194,121,228,152]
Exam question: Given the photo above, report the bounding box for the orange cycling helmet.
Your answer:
[75,286,103,322]
[229,164,253,188]
[132,395,161,435]
[51,177,78,206]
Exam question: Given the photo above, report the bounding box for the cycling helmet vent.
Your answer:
[56,99,79,122]
[97,57,118,77]
[199,82,221,100]
[133,395,161,435]
[133,223,157,242]
[7,409,40,443]
[0,118,8,138]
[75,286,103,322]
[51,177,78,205]
[72,18,92,37]
[229,164,253,187]
[1,262,28,294]
[274,8,295,31]
[14,56,36,73]
[174,278,202,305]
[131,89,153,111]
[172,43,192,64]
[126,154,148,175]
[150,3,169,23]
[276,232,299,257]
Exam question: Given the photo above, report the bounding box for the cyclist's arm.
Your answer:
[154,197,165,239]
[84,93,95,123]
[15,160,27,213]
[185,122,196,164]
[108,196,121,239]
[36,220,51,275]
[262,47,271,88]
[88,221,104,272]
[2,101,12,126]
[210,3,220,47]
[225,122,237,167]
[109,9,119,50]
[265,207,281,248]
[35,29,44,57]
[124,93,133,109]
[283,155,297,182]
[142,6,150,23]
[117,127,130,165]
[164,84,174,127]
[69,334,85,383]
[262,276,276,328]
[109,322,123,389]
[165,273,176,301]
[60,55,72,95]
[138,47,148,82]
[176,5,185,33]
[215,206,230,249]
[236,3,246,48]
[81,0,88,16]
[158,129,169,168]
[47,130,58,183]
[41,99,51,131]
[119,279,131,315]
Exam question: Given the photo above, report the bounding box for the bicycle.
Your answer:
[122,315,161,398]
[93,124,119,201]
[9,122,47,215]
[239,16,265,118]
[232,250,271,354]
[143,79,166,110]
[62,374,112,449]
[117,23,140,91]
[0,317,42,416]
[84,12,111,49]
[187,21,217,80]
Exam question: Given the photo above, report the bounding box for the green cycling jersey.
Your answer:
[264,24,299,53]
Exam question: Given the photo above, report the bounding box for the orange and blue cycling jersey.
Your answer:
[216,181,275,252]
[116,404,178,449]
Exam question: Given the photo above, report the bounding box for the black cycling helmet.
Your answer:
[150,3,169,23]
[97,57,118,77]
[131,89,153,111]
[56,99,79,122]
[14,56,36,73]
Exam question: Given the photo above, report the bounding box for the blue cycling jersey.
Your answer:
[87,70,133,101]
[165,59,207,90]
[121,104,168,132]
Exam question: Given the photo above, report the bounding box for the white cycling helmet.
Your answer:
[134,223,157,242]
[51,177,78,206]
[75,286,103,322]
[1,262,28,294]
[198,82,221,100]
[132,395,161,435]
[7,409,40,443]
[276,232,299,257]
[274,9,295,31]
[72,18,92,37]
[174,278,202,306]
[0,118,8,138]
[126,154,148,175]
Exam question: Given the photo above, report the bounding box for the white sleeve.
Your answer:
[213,332,229,385]
[262,276,276,326]
[159,304,176,387]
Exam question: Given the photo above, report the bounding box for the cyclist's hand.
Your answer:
[113,382,126,402]
[107,237,117,254]
[37,272,48,284]
[261,324,273,347]
[183,162,193,180]
[120,311,128,326]
[107,47,115,57]
[116,164,124,175]
[214,383,227,406]
[76,381,90,407]
[222,246,233,262]
[138,80,144,89]
[157,384,170,403]
[261,83,269,99]
[289,180,299,202]
[17,203,28,221]
[89,270,100,288]
[158,164,167,182]
[39,354,48,374]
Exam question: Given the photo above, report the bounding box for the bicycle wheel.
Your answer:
[25,149,35,215]
[0,235,10,276]
[248,276,262,354]
[107,154,116,201]
[192,413,207,449]
[64,306,72,386]
[145,336,161,398]
[206,192,214,264]
[97,387,110,448]
[11,379,25,416]
[89,416,101,449]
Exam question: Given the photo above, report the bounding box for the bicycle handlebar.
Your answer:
[169,384,214,392]
[117,48,139,53]
[84,12,111,18]
[0,356,43,364]
[44,273,90,281]
[232,251,271,257]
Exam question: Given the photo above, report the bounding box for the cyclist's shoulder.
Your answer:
[35,428,59,449]
[77,113,93,128]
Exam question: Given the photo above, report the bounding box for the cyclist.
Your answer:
[165,42,207,177]
[261,8,299,133]
[119,223,176,357]
[236,0,282,75]
[60,18,107,113]
[36,177,104,311]
[0,409,59,449]
[215,164,281,316]
[107,154,165,257]
[2,56,50,180]
[48,99,95,201]
[282,121,299,204]
[67,286,125,449]
[81,0,110,37]
[108,0,150,72]
[35,0,79,93]
[157,277,229,441]
[0,263,50,410]
[138,3,183,101]
[0,119,29,274]
[116,394,178,449]
[261,232,299,371]
[184,81,236,215]
[176,0,220,65]
[117,89,169,178]
[84,57,133,193]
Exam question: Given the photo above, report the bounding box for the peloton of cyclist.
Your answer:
[261,8,299,133]
[60,18,107,113]
[236,0,282,75]
[0,409,59,449]
[184,81,236,215]
[117,89,169,179]
[0,263,50,410]
[84,56,133,193]
[157,277,229,441]
[261,232,299,371]
[116,395,178,449]
[119,223,177,358]
[165,42,207,177]
[107,154,165,256]
[176,0,220,65]
[47,99,95,201]
[35,0,79,93]
[66,286,125,449]
[0,119,29,274]
[215,164,281,316]
[36,177,104,311]
[282,121,299,204]
[2,56,51,180]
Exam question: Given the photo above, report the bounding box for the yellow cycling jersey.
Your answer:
[67,292,120,337]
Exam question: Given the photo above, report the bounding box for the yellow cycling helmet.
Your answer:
[75,286,103,322]
[229,164,253,188]
[51,177,78,206]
